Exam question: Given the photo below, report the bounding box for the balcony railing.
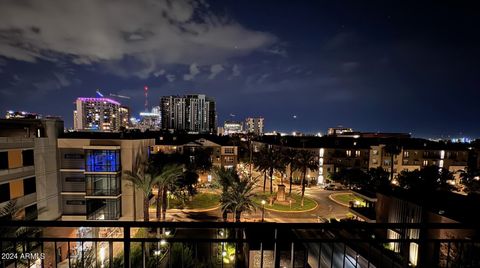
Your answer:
[0,221,479,268]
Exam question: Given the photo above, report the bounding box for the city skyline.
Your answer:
[2,2,480,267]
[0,1,479,137]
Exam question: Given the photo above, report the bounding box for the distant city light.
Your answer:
[77,97,120,105]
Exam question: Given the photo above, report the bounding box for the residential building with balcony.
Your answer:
[0,118,63,220]
[254,135,470,187]
[152,134,238,182]
[245,117,264,135]
[57,132,154,221]
[160,94,216,133]
[74,97,122,132]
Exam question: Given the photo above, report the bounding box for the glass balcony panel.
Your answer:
[85,150,120,172]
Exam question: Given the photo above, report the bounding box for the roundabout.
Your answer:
[253,192,318,212]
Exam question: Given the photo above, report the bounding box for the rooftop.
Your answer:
[380,188,480,224]
[77,97,121,105]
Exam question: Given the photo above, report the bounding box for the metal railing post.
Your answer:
[274,228,280,268]
[109,241,113,268]
[260,242,264,268]
[124,227,130,268]
[141,241,145,268]
[68,241,71,268]
[290,242,295,268]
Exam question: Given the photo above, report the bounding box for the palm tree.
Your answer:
[256,145,284,194]
[123,164,161,222]
[214,168,257,222]
[155,164,184,221]
[295,149,319,206]
[213,167,237,220]
[220,177,257,222]
[253,146,270,192]
[283,148,299,196]
[0,201,41,267]
[384,142,402,181]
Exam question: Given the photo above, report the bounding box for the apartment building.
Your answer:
[74,97,122,132]
[0,118,63,220]
[245,117,264,135]
[254,135,470,186]
[57,132,154,221]
[152,135,238,182]
[160,94,217,133]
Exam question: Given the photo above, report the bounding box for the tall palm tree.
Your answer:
[154,164,184,221]
[213,167,238,221]
[268,148,286,192]
[253,147,270,192]
[384,142,402,181]
[123,164,161,222]
[295,149,319,206]
[256,145,284,194]
[283,148,299,196]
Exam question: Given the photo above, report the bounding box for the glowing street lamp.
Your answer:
[261,200,266,222]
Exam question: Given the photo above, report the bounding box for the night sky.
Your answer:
[0,1,478,138]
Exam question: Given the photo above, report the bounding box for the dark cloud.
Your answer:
[0,0,277,78]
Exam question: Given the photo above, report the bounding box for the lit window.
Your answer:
[403,151,409,158]
[355,150,360,157]
[423,160,428,166]
[224,147,235,154]
[346,150,352,157]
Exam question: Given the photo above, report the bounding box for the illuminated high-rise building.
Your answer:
[74,97,121,132]
[160,94,216,133]
[245,117,264,135]
[119,106,130,129]
[223,120,243,135]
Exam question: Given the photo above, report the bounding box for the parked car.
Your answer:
[324,183,345,190]
[324,183,337,190]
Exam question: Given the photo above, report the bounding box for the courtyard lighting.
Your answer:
[261,200,266,222]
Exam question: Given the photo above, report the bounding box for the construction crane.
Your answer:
[109,93,131,99]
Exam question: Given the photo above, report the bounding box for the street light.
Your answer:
[261,200,266,222]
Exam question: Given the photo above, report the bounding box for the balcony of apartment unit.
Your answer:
[349,189,377,223]
[422,151,441,159]
[0,221,479,268]
[86,198,121,220]
[0,137,35,148]
[84,148,120,173]
[62,196,87,216]
[85,174,121,196]
[0,148,35,178]
[0,176,37,211]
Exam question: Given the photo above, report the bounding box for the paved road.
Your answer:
[150,183,350,223]
[263,185,350,223]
